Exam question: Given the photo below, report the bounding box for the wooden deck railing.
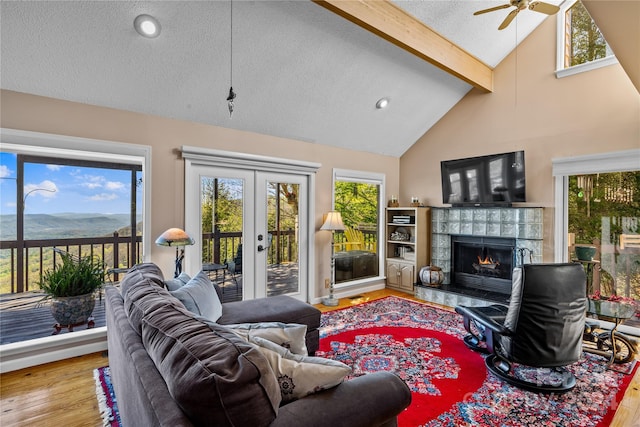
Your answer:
[0,228,378,295]
[0,232,143,294]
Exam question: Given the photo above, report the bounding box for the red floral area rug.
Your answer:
[317,296,638,427]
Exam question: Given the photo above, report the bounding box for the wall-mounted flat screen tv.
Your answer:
[441,151,526,206]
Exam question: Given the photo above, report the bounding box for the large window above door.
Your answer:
[332,169,384,286]
[556,0,617,79]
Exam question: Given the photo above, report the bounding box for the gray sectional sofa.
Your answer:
[105,263,411,426]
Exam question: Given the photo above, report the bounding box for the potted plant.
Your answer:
[40,250,105,328]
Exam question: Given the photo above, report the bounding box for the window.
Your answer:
[553,150,639,315]
[556,0,617,78]
[0,128,151,372]
[0,154,143,294]
[332,169,384,286]
[568,172,639,300]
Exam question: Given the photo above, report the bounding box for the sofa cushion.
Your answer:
[226,322,308,355]
[120,263,175,336]
[164,272,191,291]
[250,336,351,403]
[170,270,222,322]
[141,294,281,427]
[219,295,321,331]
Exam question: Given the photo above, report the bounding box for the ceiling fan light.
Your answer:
[376,98,389,109]
[134,14,161,38]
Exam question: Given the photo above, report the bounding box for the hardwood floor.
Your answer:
[1,289,638,427]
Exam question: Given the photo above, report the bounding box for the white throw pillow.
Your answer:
[226,322,308,355]
[249,335,351,403]
[170,270,222,322]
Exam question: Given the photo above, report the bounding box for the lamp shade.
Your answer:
[320,211,345,231]
[155,228,195,246]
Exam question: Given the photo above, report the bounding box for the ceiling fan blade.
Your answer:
[528,1,560,15]
[498,9,520,30]
[473,4,511,16]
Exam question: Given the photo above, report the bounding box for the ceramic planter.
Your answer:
[50,292,96,326]
[419,265,444,288]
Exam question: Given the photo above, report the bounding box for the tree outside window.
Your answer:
[333,179,381,283]
[568,171,639,303]
[564,1,612,68]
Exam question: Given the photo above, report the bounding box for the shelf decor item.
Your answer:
[390,231,410,241]
[388,195,399,207]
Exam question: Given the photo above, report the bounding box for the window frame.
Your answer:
[331,168,385,289]
[555,0,618,79]
[552,149,640,263]
[0,128,152,373]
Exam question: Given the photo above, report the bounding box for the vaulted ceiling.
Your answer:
[1,1,636,157]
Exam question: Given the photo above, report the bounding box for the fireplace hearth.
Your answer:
[451,235,516,295]
[418,207,543,307]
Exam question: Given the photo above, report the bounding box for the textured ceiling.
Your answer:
[1,1,562,157]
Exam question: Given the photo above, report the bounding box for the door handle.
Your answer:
[258,234,271,252]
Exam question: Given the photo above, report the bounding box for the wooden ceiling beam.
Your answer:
[313,0,493,93]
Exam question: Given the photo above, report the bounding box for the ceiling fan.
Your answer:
[474,0,560,30]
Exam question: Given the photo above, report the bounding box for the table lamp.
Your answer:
[320,211,345,306]
[155,228,195,278]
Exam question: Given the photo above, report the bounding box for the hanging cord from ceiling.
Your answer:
[226,0,236,118]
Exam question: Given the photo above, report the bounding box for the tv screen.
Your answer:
[441,151,526,206]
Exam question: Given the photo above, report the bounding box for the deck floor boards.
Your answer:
[0,264,300,344]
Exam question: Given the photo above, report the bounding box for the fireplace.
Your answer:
[451,235,516,295]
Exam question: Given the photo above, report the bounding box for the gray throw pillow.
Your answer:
[170,270,222,322]
[164,271,191,291]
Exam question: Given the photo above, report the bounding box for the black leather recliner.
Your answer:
[455,263,587,393]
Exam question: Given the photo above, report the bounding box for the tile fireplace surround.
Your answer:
[415,206,544,308]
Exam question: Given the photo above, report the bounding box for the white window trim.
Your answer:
[552,149,640,263]
[555,0,618,79]
[331,168,386,290]
[0,128,152,373]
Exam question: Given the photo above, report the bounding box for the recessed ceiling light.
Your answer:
[134,14,161,38]
[376,98,389,109]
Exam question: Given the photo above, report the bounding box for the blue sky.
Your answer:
[0,152,141,215]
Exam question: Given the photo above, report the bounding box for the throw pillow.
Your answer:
[226,322,308,355]
[170,270,222,322]
[164,272,191,291]
[249,335,351,403]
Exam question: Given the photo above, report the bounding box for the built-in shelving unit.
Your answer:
[385,207,430,293]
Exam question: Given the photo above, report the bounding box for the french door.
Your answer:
[184,149,316,302]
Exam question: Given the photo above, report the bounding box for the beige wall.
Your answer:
[2,15,638,295]
[400,16,640,261]
[0,89,400,300]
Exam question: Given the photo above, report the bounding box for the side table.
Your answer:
[585,299,636,365]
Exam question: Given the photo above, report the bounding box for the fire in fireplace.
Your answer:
[451,235,516,295]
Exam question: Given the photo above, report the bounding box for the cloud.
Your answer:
[82,182,102,189]
[105,181,125,191]
[46,164,62,171]
[89,193,118,201]
[0,165,12,178]
[24,180,58,198]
